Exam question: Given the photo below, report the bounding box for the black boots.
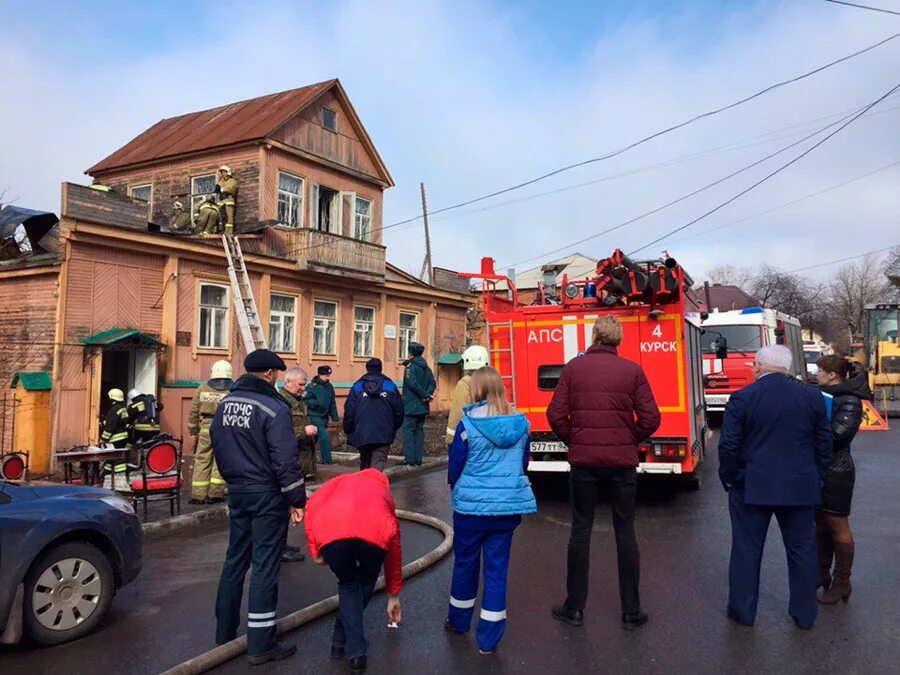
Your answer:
[247,642,296,666]
[551,604,584,626]
[622,610,650,630]
[819,541,854,604]
[349,655,367,673]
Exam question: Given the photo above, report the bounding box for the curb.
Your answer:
[141,457,448,538]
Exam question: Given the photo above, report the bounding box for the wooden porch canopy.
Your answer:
[80,328,166,369]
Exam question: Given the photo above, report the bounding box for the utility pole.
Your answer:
[419,182,433,285]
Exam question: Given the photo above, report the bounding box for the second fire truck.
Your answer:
[464,249,707,487]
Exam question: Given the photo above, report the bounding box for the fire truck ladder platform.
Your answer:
[222,234,267,353]
[487,320,518,408]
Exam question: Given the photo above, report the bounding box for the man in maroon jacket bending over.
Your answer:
[547,315,661,631]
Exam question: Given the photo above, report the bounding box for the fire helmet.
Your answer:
[126,388,142,403]
[462,345,490,372]
[108,388,125,403]
[211,360,233,380]
[218,165,233,176]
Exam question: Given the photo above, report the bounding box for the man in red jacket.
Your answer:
[546,315,661,631]
[305,469,402,674]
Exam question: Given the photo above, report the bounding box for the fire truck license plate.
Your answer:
[706,394,729,406]
[531,442,566,454]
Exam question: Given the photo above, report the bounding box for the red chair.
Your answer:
[130,438,183,520]
[0,452,28,480]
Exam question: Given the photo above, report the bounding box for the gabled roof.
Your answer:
[495,253,598,291]
[10,371,52,391]
[701,284,759,312]
[86,79,393,185]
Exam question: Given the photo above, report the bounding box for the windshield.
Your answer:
[867,309,899,342]
[804,351,821,365]
[701,325,762,354]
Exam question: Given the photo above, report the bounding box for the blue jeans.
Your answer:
[447,525,515,652]
[215,491,288,655]
[322,539,387,659]
[402,415,425,464]
[310,416,332,463]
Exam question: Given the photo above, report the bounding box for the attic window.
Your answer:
[322,108,337,132]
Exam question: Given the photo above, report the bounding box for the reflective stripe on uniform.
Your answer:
[247,619,276,629]
[225,396,276,418]
[281,479,304,493]
[105,432,129,443]
[248,611,276,620]
[192,480,211,487]
[480,608,507,622]
[449,596,476,609]
[446,426,455,436]
[210,477,227,485]
[134,424,159,431]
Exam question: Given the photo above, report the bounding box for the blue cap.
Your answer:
[244,349,286,372]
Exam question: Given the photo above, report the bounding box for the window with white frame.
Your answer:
[277,172,304,228]
[313,300,338,355]
[198,283,230,349]
[398,312,418,360]
[354,305,375,357]
[130,183,152,205]
[354,197,372,241]
[269,294,297,353]
[191,174,217,224]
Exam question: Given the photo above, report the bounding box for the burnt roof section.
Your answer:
[87,80,336,174]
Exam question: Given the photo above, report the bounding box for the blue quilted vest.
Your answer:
[452,402,537,516]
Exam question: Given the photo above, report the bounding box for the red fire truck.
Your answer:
[464,249,707,487]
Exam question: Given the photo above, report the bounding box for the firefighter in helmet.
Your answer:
[127,388,163,446]
[216,166,239,236]
[195,194,221,236]
[188,360,233,504]
[169,201,192,231]
[445,345,490,445]
[100,388,131,448]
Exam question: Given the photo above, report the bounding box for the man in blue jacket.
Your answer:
[719,345,833,630]
[211,349,307,665]
[401,342,436,466]
[306,365,340,464]
[344,358,404,471]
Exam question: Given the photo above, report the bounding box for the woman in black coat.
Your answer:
[815,354,870,605]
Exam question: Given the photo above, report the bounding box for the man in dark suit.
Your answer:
[719,344,832,629]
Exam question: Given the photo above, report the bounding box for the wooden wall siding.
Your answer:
[297,229,385,281]
[272,90,382,181]
[0,272,59,390]
[262,147,384,246]
[435,309,467,357]
[55,388,89,448]
[62,183,150,231]
[91,147,260,230]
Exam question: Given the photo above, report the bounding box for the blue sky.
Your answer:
[1,0,898,279]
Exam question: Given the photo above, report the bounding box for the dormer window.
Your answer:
[322,108,337,132]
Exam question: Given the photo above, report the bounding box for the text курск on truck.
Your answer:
[462,250,708,486]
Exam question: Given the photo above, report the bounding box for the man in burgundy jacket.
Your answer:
[547,315,661,630]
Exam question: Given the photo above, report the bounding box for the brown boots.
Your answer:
[818,541,854,604]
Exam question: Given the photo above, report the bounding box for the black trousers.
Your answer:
[358,444,389,471]
[565,466,641,614]
[322,539,387,659]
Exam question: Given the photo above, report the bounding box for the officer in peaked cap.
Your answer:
[210,348,305,665]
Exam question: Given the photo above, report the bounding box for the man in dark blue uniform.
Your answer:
[719,345,832,630]
[211,349,307,665]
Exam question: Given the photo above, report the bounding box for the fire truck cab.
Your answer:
[464,250,707,485]
[700,307,805,414]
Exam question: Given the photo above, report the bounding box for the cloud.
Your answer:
[1,0,898,284]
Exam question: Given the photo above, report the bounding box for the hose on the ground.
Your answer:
[159,509,453,675]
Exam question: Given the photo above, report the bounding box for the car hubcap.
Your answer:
[32,558,102,630]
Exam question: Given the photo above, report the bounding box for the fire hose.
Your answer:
[159,509,453,675]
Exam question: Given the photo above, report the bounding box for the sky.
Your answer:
[1,0,899,282]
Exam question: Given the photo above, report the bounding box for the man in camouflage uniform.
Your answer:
[188,360,233,504]
[216,166,239,236]
[281,367,319,481]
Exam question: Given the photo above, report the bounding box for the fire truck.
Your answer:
[463,249,707,486]
[700,307,805,414]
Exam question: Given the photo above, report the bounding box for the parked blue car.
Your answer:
[0,481,143,646]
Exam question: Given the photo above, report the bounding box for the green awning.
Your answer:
[10,371,52,390]
[160,380,202,389]
[437,352,463,366]
[81,328,163,346]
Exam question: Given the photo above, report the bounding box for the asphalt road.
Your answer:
[3,427,900,674]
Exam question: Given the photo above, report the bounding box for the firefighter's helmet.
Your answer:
[463,345,490,372]
[211,360,233,380]
[126,388,141,403]
[108,388,125,403]
[218,165,233,176]
[173,201,184,210]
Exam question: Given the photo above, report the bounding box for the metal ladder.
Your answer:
[222,234,267,353]
[487,320,518,408]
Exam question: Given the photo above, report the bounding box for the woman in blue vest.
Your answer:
[445,366,536,655]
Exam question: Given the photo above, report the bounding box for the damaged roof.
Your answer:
[0,205,60,261]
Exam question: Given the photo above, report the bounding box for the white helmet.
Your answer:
[462,345,490,372]
[108,388,125,403]
[126,388,142,403]
[211,360,233,379]
[173,201,184,210]
[218,165,233,176]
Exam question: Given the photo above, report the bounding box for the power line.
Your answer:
[663,159,900,246]
[501,105,861,270]
[286,31,900,259]
[825,0,900,17]
[627,80,900,256]
[787,244,898,273]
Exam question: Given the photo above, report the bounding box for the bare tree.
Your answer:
[825,255,892,348]
[705,264,754,290]
[885,246,900,292]
[748,265,824,321]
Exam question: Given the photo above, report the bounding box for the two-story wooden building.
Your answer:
[0,79,471,474]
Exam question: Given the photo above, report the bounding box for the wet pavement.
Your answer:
[3,427,900,674]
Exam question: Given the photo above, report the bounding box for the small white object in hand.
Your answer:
[387,622,399,629]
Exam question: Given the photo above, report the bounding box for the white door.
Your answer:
[131,350,158,396]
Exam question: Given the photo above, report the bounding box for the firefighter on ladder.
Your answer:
[188,360,233,504]
[216,166,238,236]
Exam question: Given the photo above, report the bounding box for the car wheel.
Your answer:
[23,542,115,646]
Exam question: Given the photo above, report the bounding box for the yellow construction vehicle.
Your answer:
[864,302,900,416]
